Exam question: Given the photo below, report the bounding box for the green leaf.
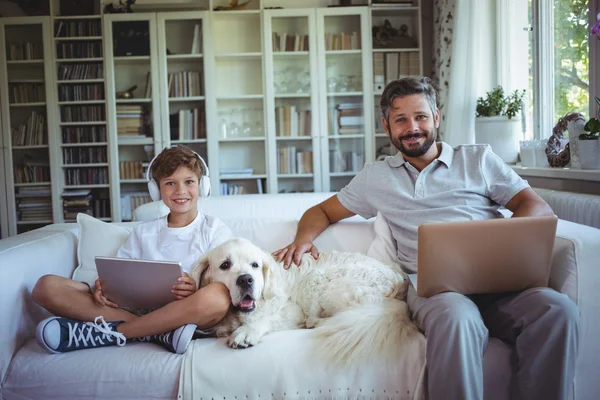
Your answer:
[584,118,600,133]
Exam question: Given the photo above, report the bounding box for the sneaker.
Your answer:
[36,316,126,354]
[134,324,196,354]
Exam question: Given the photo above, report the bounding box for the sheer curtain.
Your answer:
[433,0,487,146]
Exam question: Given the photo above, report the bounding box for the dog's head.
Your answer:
[190,237,284,313]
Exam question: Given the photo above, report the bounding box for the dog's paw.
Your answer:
[227,326,263,349]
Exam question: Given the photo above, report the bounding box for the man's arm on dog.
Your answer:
[273,195,355,268]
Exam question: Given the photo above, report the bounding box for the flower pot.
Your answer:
[475,116,522,164]
[579,138,600,169]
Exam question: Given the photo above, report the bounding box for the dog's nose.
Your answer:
[236,274,254,288]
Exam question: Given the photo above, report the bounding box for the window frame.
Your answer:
[530,0,599,140]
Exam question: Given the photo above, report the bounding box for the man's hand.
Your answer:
[93,279,119,308]
[172,272,197,300]
[272,240,319,270]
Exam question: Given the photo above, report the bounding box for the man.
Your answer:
[273,77,579,400]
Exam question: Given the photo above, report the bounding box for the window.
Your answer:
[528,0,598,139]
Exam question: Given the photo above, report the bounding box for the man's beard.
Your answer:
[390,126,437,158]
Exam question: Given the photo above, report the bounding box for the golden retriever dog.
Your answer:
[190,237,418,366]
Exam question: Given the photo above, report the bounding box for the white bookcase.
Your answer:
[104,11,210,221]
[370,0,423,162]
[0,17,61,236]
[52,13,112,223]
[206,5,268,196]
[316,6,373,192]
[263,8,320,194]
[104,12,161,221]
[0,0,426,232]
[0,98,9,239]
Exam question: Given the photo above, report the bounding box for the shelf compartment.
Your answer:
[60,121,106,126]
[277,174,314,178]
[12,145,49,150]
[54,36,102,41]
[7,60,44,65]
[61,142,108,147]
[167,54,203,60]
[56,57,104,62]
[9,102,46,107]
[169,96,205,102]
[61,163,109,168]
[58,100,105,105]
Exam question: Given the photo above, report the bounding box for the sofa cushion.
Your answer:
[71,213,131,290]
[3,340,181,400]
[366,212,399,267]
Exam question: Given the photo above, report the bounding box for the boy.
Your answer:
[33,145,233,354]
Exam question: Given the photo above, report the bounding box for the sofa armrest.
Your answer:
[550,220,600,400]
[0,228,78,386]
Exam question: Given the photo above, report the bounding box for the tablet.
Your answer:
[95,256,184,310]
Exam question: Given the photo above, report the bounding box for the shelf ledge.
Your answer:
[511,165,600,182]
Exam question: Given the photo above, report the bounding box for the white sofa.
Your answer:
[1,192,599,400]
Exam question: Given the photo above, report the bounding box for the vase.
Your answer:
[475,116,522,164]
[567,119,585,169]
[579,139,600,169]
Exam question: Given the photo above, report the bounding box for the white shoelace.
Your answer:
[67,316,126,349]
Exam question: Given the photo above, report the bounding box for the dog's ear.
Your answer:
[261,250,285,300]
[190,255,211,289]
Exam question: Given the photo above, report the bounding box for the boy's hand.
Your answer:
[172,272,197,300]
[93,279,119,308]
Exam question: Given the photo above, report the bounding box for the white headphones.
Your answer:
[146,148,211,201]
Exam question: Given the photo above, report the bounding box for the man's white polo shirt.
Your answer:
[337,142,529,273]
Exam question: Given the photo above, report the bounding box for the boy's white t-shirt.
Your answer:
[116,212,233,274]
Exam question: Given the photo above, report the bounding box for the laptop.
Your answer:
[95,256,184,309]
[414,215,558,298]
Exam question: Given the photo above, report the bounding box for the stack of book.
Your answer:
[62,189,93,221]
[116,105,143,136]
[167,71,203,98]
[13,162,50,184]
[169,108,206,140]
[324,32,360,51]
[329,103,364,135]
[120,192,152,221]
[119,161,148,179]
[272,33,309,52]
[275,106,311,137]
[329,148,364,173]
[277,146,313,174]
[220,168,254,177]
[11,111,46,146]
[16,186,52,222]
[373,52,420,84]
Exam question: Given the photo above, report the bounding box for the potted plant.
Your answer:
[578,96,600,169]
[475,86,526,163]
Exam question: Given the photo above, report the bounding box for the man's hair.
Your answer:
[150,145,204,184]
[380,77,438,120]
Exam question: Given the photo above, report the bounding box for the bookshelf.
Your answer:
[316,6,374,192]
[206,7,268,196]
[0,1,428,233]
[264,8,320,194]
[0,96,7,239]
[370,0,423,161]
[0,17,60,236]
[104,13,160,221]
[157,12,209,157]
[53,13,112,223]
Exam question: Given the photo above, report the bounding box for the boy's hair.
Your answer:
[380,77,438,120]
[150,145,204,184]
